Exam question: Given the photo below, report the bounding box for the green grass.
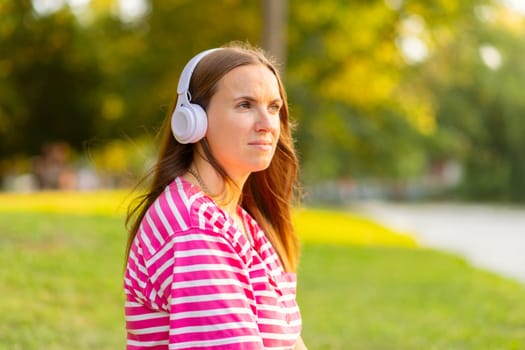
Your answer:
[0,192,524,349]
[298,245,525,349]
[0,213,125,349]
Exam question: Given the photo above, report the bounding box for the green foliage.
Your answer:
[88,136,156,186]
[0,0,262,157]
[0,1,103,156]
[78,0,262,140]
[286,0,495,182]
[2,0,525,201]
[421,7,525,201]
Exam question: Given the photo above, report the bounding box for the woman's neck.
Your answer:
[188,158,247,216]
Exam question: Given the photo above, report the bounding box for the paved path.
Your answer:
[355,202,525,284]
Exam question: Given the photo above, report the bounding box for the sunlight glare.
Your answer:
[479,44,502,70]
[502,0,525,15]
[118,0,149,23]
[32,0,66,15]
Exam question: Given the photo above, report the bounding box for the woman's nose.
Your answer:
[255,108,276,132]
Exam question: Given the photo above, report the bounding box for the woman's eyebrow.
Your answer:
[233,96,283,103]
[233,96,258,102]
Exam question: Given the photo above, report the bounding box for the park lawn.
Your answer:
[0,191,524,349]
[299,244,525,350]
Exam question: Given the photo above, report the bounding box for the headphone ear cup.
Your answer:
[171,103,208,144]
[188,103,208,142]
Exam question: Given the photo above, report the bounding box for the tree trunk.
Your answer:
[261,0,288,75]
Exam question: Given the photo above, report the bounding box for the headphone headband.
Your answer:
[176,48,221,96]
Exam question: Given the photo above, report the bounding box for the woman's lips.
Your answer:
[248,140,273,150]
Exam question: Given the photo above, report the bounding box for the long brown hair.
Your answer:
[126,42,301,272]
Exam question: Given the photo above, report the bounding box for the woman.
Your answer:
[124,42,307,350]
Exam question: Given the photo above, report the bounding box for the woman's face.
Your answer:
[205,64,282,181]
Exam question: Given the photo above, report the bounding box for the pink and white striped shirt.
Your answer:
[124,177,302,349]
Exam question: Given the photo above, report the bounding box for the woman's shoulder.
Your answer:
[138,177,242,252]
[144,177,218,232]
[132,177,250,261]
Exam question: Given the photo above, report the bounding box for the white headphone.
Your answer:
[171,48,221,144]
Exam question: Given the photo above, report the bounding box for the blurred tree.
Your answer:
[287,1,421,181]
[422,4,525,201]
[0,1,102,157]
[88,0,261,142]
[0,0,261,162]
[285,0,497,187]
[2,0,525,202]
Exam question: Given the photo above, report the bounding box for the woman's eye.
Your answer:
[269,104,281,113]
[238,101,251,109]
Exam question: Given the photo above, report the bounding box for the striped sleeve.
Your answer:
[165,230,264,350]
